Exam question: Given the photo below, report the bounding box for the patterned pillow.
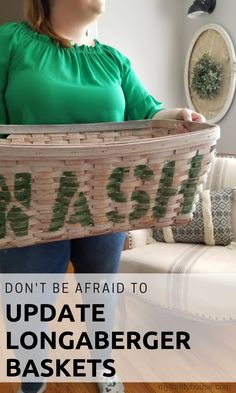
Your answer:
[152,188,236,246]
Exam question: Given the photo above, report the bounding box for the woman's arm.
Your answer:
[114,47,206,124]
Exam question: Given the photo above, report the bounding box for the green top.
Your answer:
[0,20,165,137]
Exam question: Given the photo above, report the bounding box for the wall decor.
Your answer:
[184,24,236,123]
[187,0,217,19]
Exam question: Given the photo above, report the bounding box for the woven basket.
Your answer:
[0,119,220,249]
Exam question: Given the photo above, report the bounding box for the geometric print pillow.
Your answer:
[152,188,236,246]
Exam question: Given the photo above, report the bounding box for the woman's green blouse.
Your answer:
[0,20,165,137]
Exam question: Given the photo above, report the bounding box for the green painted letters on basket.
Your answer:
[106,167,130,203]
[49,171,94,231]
[153,161,178,219]
[0,173,32,238]
[106,165,155,223]
[106,167,130,224]
[180,154,203,214]
[129,165,154,221]
[49,171,79,232]
[68,192,94,227]
[0,157,202,239]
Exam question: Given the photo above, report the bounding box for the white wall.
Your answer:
[98,0,185,109]
[182,0,236,154]
[99,0,236,154]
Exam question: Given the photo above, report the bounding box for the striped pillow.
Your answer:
[153,188,235,246]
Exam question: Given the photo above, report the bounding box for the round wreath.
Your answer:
[191,53,223,100]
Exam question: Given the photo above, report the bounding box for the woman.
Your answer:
[0,1,205,392]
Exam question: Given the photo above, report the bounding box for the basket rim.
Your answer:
[0,124,220,158]
[0,118,218,134]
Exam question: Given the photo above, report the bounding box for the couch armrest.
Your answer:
[127,228,156,249]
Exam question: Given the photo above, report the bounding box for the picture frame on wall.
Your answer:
[184,24,236,124]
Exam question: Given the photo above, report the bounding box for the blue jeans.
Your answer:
[0,232,126,393]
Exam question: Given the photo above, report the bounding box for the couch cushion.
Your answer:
[152,188,235,246]
[120,242,236,273]
[205,156,236,240]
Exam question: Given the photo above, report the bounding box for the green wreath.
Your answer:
[191,53,223,100]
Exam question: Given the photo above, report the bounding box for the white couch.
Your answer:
[120,155,236,274]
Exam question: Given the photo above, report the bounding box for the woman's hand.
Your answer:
[175,108,206,122]
[153,108,206,122]
[152,107,206,133]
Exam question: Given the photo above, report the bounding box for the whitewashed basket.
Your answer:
[0,119,220,249]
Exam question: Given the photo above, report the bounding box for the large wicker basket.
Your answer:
[0,119,220,249]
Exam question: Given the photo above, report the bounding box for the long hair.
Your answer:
[23,0,71,47]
